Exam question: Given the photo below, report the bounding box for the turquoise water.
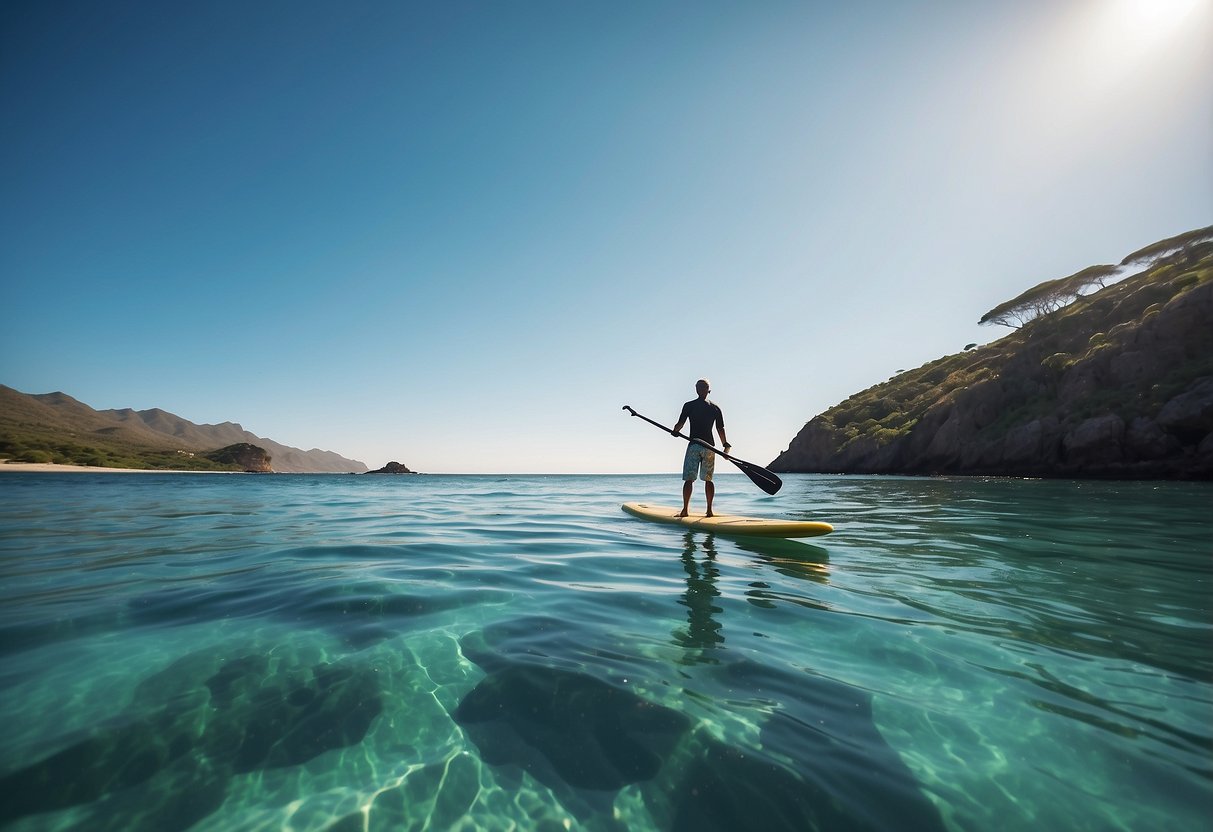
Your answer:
[0,473,1209,831]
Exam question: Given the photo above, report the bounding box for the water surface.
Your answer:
[0,473,1209,830]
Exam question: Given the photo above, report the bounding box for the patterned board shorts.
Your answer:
[682,442,715,482]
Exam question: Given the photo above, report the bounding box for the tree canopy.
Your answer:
[980,226,1211,329]
[1121,225,1213,266]
[978,265,1119,328]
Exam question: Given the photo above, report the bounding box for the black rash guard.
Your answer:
[680,399,724,444]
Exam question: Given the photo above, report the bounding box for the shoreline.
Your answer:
[0,462,240,474]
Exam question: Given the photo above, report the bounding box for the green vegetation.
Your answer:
[823,349,997,452]
[1120,225,1212,266]
[976,226,1213,331]
[0,386,278,471]
[0,386,367,473]
[978,264,1121,329]
[0,431,250,471]
[203,443,272,472]
[817,226,1213,455]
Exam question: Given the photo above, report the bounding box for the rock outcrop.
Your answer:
[771,231,1213,480]
[365,461,415,474]
[203,444,273,473]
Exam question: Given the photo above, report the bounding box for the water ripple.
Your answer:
[0,472,1208,831]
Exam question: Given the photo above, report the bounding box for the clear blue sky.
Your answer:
[2,0,1210,472]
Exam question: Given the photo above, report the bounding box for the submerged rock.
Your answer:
[0,648,383,829]
[454,664,689,791]
[452,617,946,831]
[676,658,947,832]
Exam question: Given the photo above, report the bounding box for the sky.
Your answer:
[2,0,1210,473]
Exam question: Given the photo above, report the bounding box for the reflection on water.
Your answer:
[0,472,1208,831]
[676,532,724,655]
[674,533,832,652]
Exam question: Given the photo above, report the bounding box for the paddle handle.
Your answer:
[622,405,734,464]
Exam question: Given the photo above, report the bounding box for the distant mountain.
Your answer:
[770,227,1213,479]
[0,386,368,473]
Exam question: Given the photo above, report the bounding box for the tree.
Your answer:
[1121,225,1213,267]
[1061,264,1121,291]
[980,276,1078,328]
[980,227,1210,330]
[979,264,1120,329]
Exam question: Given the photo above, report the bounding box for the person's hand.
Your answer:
[671,429,679,436]
[723,443,732,450]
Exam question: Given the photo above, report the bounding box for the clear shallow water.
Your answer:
[0,472,1209,831]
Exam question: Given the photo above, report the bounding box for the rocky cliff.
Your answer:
[770,231,1213,479]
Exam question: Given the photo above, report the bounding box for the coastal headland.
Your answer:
[771,227,1213,479]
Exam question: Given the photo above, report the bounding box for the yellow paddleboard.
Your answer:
[621,502,833,538]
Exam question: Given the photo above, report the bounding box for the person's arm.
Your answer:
[672,403,688,436]
[716,409,730,449]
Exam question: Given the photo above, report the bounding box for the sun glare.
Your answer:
[1109,0,1204,39]
[1071,0,1210,85]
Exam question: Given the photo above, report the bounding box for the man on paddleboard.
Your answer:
[672,379,730,518]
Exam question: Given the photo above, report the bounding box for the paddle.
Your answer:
[622,405,783,495]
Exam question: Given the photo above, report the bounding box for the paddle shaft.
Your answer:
[622,405,782,495]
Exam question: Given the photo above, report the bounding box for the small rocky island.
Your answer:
[365,461,416,474]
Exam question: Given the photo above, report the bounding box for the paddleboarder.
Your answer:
[672,379,730,518]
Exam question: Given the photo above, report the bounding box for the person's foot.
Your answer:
[705,511,714,518]
[675,509,689,518]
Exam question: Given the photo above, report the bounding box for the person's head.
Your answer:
[695,379,710,398]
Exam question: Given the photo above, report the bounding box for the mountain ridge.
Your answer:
[1,386,368,473]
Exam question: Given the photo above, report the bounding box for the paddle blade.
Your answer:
[734,459,782,495]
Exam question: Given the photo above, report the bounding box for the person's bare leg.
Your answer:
[705,480,715,517]
[677,480,693,517]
